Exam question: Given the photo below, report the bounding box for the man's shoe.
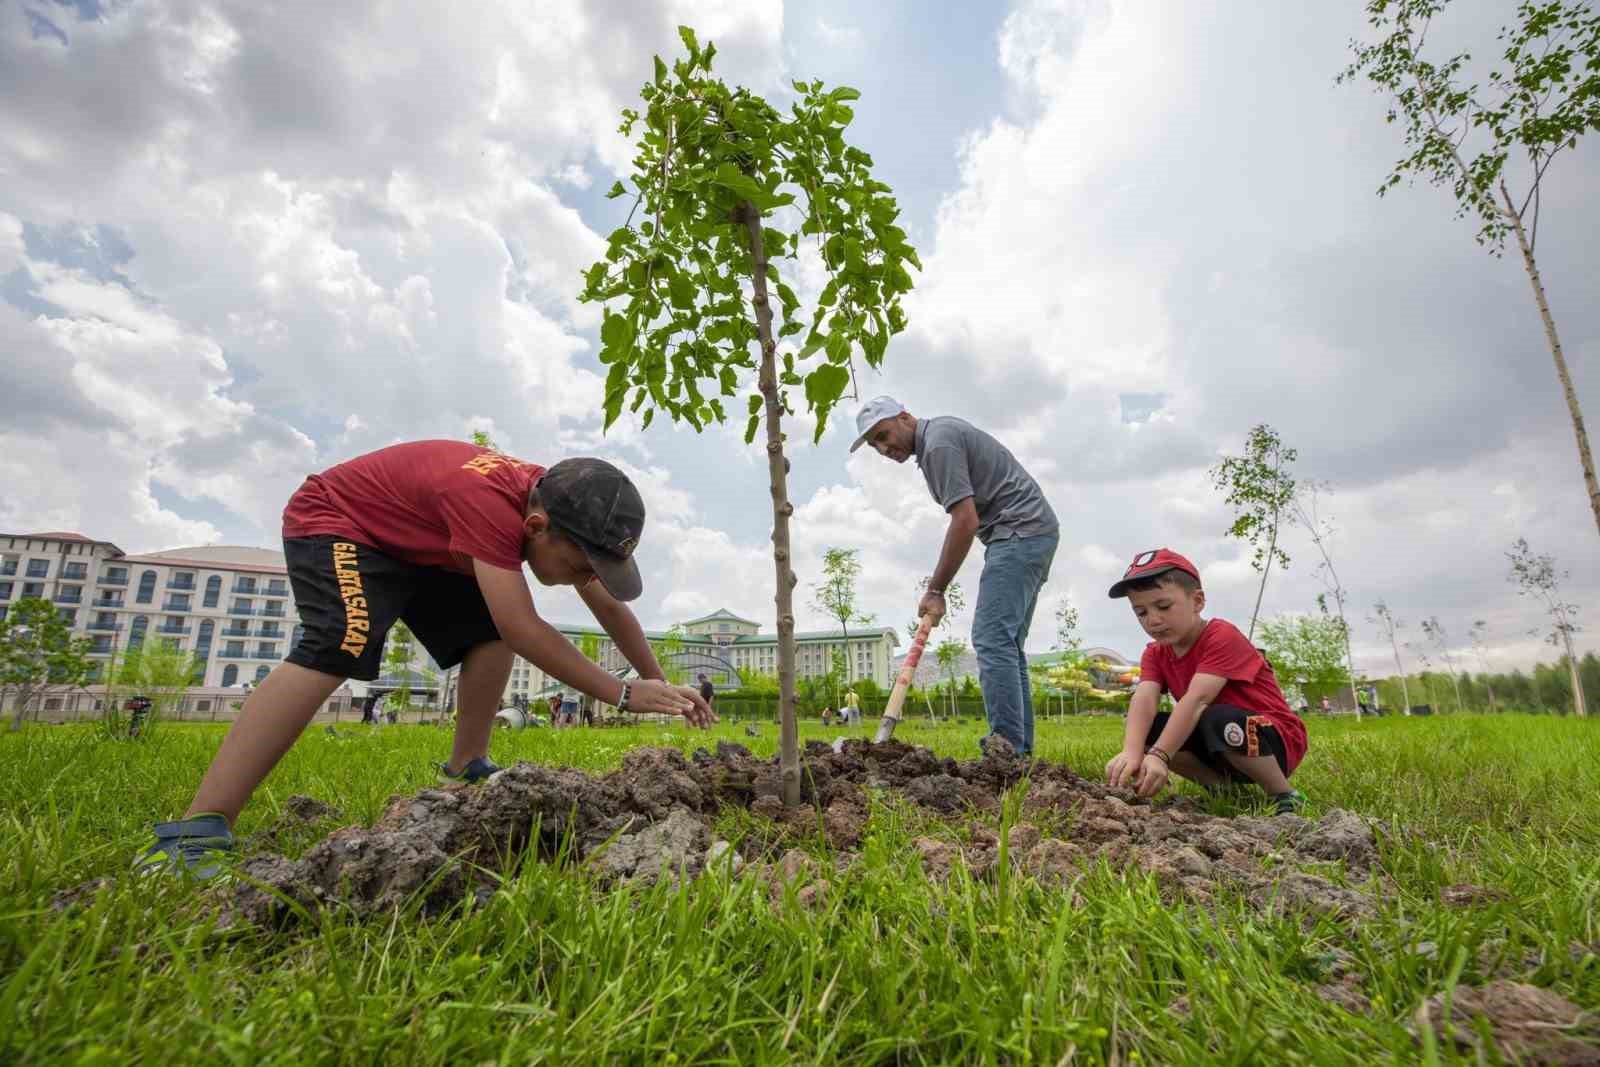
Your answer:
[1271,789,1307,816]
[436,756,502,785]
[135,814,234,879]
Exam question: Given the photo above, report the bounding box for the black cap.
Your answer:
[537,458,646,602]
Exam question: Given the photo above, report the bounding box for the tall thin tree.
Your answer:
[1342,0,1600,536]
[1507,537,1585,716]
[1210,424,1297,640]
[1371,599,1412,715]
[1290,483,1362,719]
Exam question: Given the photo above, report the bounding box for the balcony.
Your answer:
[231,580,258,594]
[222,625,250,638]
[99,573,128,586]
[89,643,115,656]
[252,648,281,659]
[86,620,122,632]
[221,646,247,658]
[262,604,287,618]
[264,584,289,597]
[166,578,196,591]
[258,628,285,640]
[156,623,191,636]
[161,600,192,612]
[91,595,123,607]
[53,592,83,605]
[227,605,257,616]
[25,565,50,580]
[62,567,88,581]
[0,563,15,576]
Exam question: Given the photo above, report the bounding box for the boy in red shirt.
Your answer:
[140,440,716,877]
[1104,549,1307,814]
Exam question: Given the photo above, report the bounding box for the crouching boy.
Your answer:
[140,440,716,877]
[1104,549,1307,814]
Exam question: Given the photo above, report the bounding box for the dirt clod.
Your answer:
[1415,981,1599,1065]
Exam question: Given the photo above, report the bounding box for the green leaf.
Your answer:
[668,273,697,310]
[744,414,760,443]
[804,363,851,441]
[601,311,633,349]
[748,394,763,415]
[677,25,699,60]
[830,86,862,102]
[798,331,827,360]
[641,407,655,430]
[654,55,668,85]
[605,180,626,200]
[825,330,850,364]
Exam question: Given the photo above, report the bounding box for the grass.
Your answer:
[2,713,1598,1065]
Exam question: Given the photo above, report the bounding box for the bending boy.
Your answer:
[1104,549,1307,814]
[142,440,715,876]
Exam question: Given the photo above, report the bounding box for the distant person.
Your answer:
[821,706,835,727]
[698,673,715,709]
[1319,696,1332,715]
[1104,549,1308,815]
[139,441,715,879]
[359,693,378,725]
[547,693,563,727]
[843,686,861,724]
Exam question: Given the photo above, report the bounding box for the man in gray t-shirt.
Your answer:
[852,396,1059,756]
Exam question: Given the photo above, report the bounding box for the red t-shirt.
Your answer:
[281,440,543,574]
[1139,618,1307,771]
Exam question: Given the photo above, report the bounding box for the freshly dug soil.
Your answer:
[1414,981,1599,1066]
[217,738,1386,928]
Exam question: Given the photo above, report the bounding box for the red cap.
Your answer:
[1107,548,1201,598]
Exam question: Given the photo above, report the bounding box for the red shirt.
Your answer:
[1139,618,1307,771]
[282,440,542,574]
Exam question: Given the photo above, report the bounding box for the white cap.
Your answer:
[849,395,906,453]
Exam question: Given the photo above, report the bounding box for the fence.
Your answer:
[0,685,360,725]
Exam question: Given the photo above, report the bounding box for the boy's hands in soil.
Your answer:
[1105,749,1170,798]
[629,680,718,728]
[1105,749,1143,789]
[1134,754,1169,799]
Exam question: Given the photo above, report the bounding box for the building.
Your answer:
[0,533,898,706]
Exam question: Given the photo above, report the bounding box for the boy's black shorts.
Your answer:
[1144,704,1292,780]
[283,536,502,681]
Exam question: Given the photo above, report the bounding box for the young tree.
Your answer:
[812,547,875,642]
[1468,620,1498,710]
[469,429,500,451]
[1259,612,1352,707]
[1507,537,1585,716]
[1053,595,1081,656]
[383,621,417,717]
[1342,0,1600,536]
[1,598,91,731]
[1420,615,1465,713]
[1289,483,1363,718]
[649,624,688,687]
[1210,424,1298,639]
[1370,599,1413,714]
[934,637,968,718]
[580,29,918,804]
[111,638,204,734]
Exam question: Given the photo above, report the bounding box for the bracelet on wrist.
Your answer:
[1144,745,1171,766]
[617,681,632,712]
[926,588,945,597]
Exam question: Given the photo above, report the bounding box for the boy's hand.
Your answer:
[1105,749,1143,789]
[1135,753,1169,799]
[628,680,717,728]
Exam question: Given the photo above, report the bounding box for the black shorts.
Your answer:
[283,536,502,681]
[1144,704,1292,780]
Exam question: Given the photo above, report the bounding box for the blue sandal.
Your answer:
[136,814,234,880]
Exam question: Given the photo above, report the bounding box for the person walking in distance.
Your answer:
[852,397,1058,757]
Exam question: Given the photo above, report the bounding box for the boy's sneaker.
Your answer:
[135,814,234,880]
[436,756,502,785]
[1271,789,1307,816]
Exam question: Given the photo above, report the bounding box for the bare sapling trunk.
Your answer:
[1390,637,1411,715]
[1501,182,1600,538]
[740,202,801,805]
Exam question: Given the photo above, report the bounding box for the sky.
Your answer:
[2,0,1596,678]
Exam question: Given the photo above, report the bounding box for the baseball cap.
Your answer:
[536,458,645,602]
[1107,548,1201,598]
[849,395,907,453]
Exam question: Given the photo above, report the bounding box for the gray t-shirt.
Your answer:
[915,416,1058,544]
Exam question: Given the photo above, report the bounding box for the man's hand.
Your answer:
[1135,753,1170,799]
[917,589,947,626]
[1105,748,1143,789]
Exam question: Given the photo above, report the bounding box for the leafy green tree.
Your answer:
[1259,612,1352,706]
[469,429,500,450]
[1507,536,1585,716]
[1,598,91,731]
[1210,424,1297,640]
[580,28,918,804]
[1342,0,1600,536]
[649,624,687,686]
[383,621,417,717]
[1370,599,1413,714]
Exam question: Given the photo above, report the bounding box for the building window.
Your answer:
[0,582,11,600]
[167,571,196,590]
[223,641,245,657]
[0,557,15,576]
[231,599,253,615]
[136,570,157,604]
[26,559,49,578]
[255,643,276,659]
[62,562,87,580]
[222,664,239,687]
[164,593,191,611]
[102,567,127,585]
[22,582,43,599]
[203,574,221,607]
[254,665,270,683]
[58,608,77,626]
[197,699,212,712]
[129,615,149,648]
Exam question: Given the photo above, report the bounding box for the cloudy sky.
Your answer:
[3,0,1595,677]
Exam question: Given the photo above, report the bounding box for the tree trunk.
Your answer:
[1563,634,1587,719]
[1501,183,1600,538]
[1247,494,1282,642]
[740,201,801,806]
[1390,638,1411,715]
[1340,618,1360,722]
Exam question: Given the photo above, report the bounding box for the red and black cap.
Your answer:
[537,458,645,602]
[1107,548,1201,599]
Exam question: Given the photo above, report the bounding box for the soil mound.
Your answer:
[215,739,1384,929]
[1414,981,1598,1065]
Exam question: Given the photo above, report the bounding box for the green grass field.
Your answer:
[3,713,1598,1065]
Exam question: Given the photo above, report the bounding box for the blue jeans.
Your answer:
[972,531,1058,756]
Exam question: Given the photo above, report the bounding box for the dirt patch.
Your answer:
[1414,981,1599,1065]
[206,739,1384,930]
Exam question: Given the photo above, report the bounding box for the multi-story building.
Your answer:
[2,533,899,706]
